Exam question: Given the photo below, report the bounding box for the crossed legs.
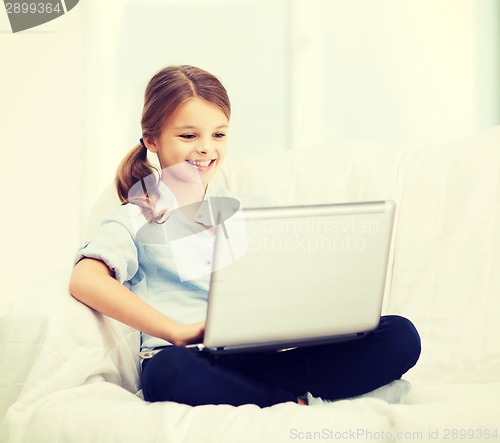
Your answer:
[140,315,421,407]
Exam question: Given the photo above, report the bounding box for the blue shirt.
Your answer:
[73,181,242,350]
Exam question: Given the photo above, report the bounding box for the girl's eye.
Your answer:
[213,133,226,139]
[180,134,196,139]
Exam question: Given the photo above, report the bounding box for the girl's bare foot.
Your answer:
[297,397,308,405]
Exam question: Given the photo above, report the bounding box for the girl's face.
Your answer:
[145,97,229,190]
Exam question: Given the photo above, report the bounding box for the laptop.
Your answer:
[187,200,396,354]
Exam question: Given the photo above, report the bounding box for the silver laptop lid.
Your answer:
[204,200,395,351]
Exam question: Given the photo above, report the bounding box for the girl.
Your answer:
[69,65,421,407]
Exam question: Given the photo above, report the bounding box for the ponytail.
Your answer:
[115,143,166,223]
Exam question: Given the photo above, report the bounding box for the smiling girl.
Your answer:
[69,65,420,407]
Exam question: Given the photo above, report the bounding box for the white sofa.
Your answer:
[1,126,500,443]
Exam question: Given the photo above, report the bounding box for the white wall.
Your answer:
[291,0,500,149]
[0,5,84,311]
[1,0,499,310]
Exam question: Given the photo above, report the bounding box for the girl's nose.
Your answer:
[197,136,215,155]
[197,145,211,155]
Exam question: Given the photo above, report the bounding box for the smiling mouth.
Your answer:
[186,159,216,169]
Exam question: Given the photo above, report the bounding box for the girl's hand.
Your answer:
[172,321,206,347]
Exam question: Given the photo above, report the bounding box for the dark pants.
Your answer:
[140,315,421,407]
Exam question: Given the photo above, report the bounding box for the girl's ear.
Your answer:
[143,136,159,153]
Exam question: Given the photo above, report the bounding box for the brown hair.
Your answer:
[115,65,231,223]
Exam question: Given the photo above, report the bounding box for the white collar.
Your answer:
[157,180,217,227]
